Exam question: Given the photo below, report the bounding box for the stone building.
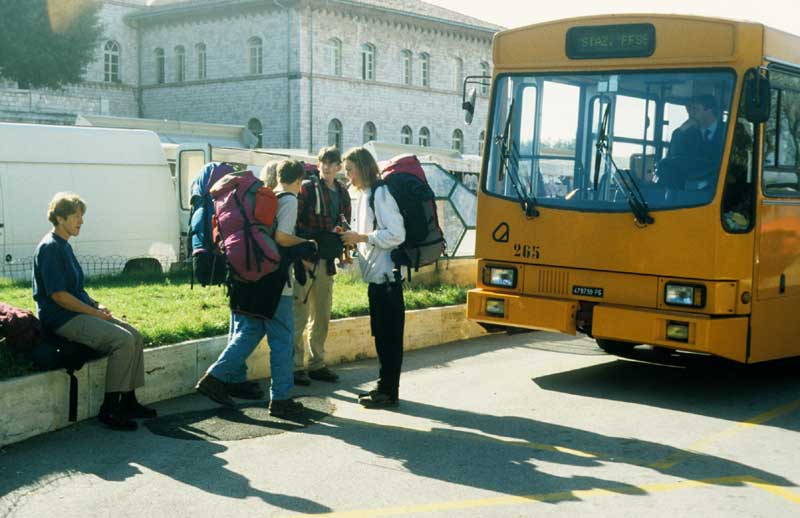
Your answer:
[0,0,499,154]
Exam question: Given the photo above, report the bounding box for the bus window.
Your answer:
[722,118,755,231]
[762,71,800,196]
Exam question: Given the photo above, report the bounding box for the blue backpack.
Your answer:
[188,162,236,286]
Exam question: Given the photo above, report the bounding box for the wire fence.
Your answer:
[1,256,177,283]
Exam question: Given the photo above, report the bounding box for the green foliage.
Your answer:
[0,0,104,89]
[0,270,468,380]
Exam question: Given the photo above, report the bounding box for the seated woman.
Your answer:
[32,192,156,431]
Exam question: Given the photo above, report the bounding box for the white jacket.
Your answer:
[354,185,406,284]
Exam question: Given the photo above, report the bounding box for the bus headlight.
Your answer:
[664,283,705,308]
[485,266,517,288]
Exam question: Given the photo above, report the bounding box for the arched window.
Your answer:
[452,129,463,152]
[363,121,377,144]
[328,119,343,149]
[452,57,463,91]
[401,125,413,145]
[175,45,186,82]
[104,40,121,83]
[361,43,375,81]
[480,62,490,94]
[154,48,165,84]
[420,52,430,87]
[479,130,486,154]
[328,38,342,76]
[196,43,207,80]
[248,37,263,75]
[418,127,430,147]
[401,50,412,85]
[248,118,263,148]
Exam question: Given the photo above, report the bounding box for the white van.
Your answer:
[0,123,179,279]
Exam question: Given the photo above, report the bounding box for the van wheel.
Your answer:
[596,338,637,355]
[123,258,162,276]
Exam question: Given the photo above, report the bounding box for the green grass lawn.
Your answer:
[0,269,468,380]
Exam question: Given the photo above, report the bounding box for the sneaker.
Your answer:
[309,367,339,383]
[269,398,305,417]
[294,371,312,386]
[122,401,158,419]
[98,406,138,431]
[225,381,265,400]
[195,373,235,407]
[357,389,380,401]
[359,392,398,409]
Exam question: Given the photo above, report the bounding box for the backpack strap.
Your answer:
[369,181,388,230]
[67,368,79,422]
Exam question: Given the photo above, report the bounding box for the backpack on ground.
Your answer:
[0,303,41,354]
[369,154,446,281]
[188,162,237,287]
[210,170,281,282]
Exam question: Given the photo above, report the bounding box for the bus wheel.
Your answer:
[596,339,637,355]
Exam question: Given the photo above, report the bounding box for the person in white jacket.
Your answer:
[339,147,406,408]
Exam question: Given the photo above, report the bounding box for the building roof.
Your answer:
[138,0,502,32]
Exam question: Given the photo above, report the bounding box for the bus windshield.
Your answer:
[484,70,736,214]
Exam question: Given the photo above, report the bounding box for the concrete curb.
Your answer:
[0,304,484,447]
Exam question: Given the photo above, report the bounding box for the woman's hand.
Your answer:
[95,305,113,320]
[340,231,366,247]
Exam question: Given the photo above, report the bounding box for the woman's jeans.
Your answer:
[208,295,294,400]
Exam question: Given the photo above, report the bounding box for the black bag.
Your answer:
[311,231,344,261]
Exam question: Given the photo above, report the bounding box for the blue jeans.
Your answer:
[208,295,295,400]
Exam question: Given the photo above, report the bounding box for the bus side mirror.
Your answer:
[463,87,477,125]
[744,68,771,123]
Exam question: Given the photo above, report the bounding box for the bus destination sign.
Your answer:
[566,23,655,60]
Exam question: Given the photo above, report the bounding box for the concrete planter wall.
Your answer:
[0,304,484,447]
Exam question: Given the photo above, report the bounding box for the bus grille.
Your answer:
[537,268,569,296]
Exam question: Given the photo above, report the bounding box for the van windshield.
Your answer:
[484,70,736,212]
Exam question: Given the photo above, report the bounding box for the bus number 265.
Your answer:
[513,243,540,259]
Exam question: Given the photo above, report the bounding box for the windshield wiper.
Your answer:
[496,100,539,218]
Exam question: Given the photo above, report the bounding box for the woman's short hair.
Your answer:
[260,160,280,188]
[342,147,379,189]
[276,159,305,185]
[47,192,86,226]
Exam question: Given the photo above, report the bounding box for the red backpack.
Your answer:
[0,303,41,354]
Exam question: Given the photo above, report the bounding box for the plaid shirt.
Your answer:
[296,174,352,237]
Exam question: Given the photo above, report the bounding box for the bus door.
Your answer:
[175,143,211,260]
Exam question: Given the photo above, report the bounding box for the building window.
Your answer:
[104,40,121,83]
[361,43,375,81]
[154,48,165,84]
[249,37,263,75]
[420,52,430,87]
[196,43,207,80]
[452,129,464,152]
[401,125,413,145]
[480,61,490,94]
[329,38,342,76]
[418,127,430,147]
[328,119,343,149]
[175,46,186,82]
[401,50,412,85]
[248,118,263,148]
[453,57,463,91]
[363,121,377,144]
[479,130,486,154]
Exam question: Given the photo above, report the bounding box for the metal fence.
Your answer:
[1,255,174,283]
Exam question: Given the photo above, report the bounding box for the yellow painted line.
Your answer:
[649,399,800,469]
[275,476,798,518]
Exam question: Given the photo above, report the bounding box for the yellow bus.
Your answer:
[463,14,800,363]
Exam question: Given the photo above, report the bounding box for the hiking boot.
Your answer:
[225,381,265,400]
[195,373,235,407]
[309,367,339,383]
[269,398,305,417]
[294,371,312,386]
[98,405,138,431]
[122,401,158,419]
[359,392,398,409]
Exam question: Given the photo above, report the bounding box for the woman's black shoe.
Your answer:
[359,392,398,408]
[98,406,138,431]
[123,401,158,419]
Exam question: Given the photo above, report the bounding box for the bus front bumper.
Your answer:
[467,289,749,362]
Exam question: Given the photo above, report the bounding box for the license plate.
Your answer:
[572,286,604,298]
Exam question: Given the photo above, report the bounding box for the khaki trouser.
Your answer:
[55,315,145,393]
[293,260,334,371]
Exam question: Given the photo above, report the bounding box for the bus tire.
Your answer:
[123,258,162,276]
[596,338,637,355]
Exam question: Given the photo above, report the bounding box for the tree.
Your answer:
[0,0,103,89]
